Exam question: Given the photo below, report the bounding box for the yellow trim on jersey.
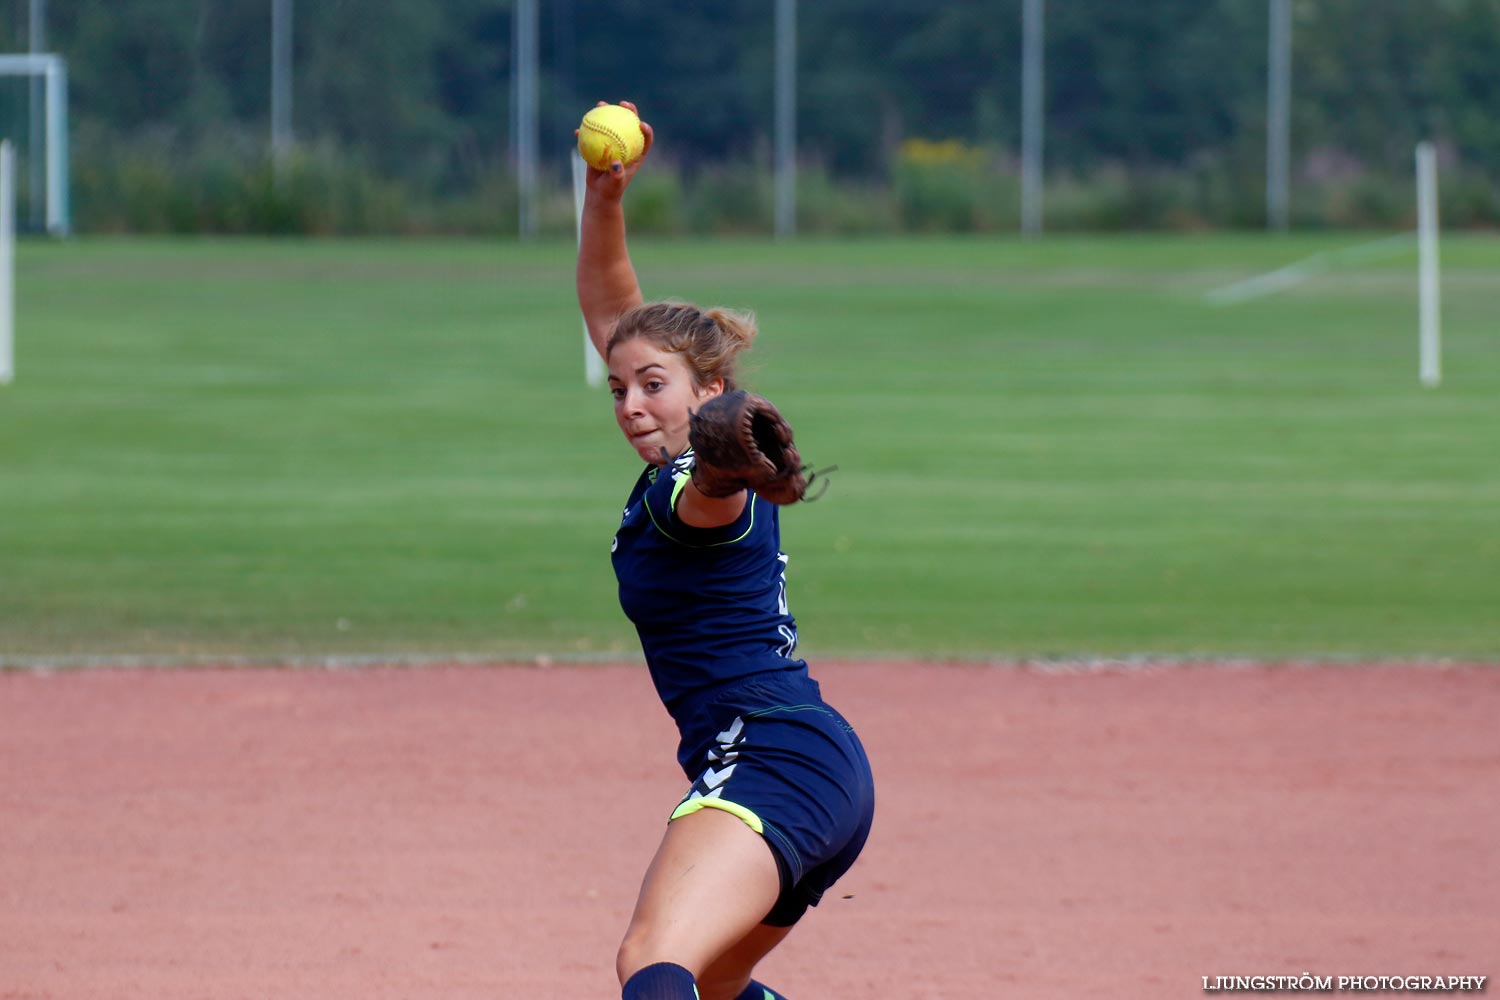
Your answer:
[670,796,765,834]
[670,469,692,509]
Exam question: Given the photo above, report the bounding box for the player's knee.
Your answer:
[616,924,687,986]
[614,933,639,986]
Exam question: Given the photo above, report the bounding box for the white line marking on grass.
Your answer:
[1205,232,1415,305]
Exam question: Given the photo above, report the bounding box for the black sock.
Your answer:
[622,962,698,1000]
[734,981,787,1000]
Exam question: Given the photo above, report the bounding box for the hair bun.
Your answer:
[702,307,759,349]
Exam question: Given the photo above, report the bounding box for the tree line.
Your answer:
[3,0,1497,233]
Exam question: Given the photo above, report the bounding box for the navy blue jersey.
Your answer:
[611,450,810,749]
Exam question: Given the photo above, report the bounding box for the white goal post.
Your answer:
[0,53,69,237]
[572,149,607,388]
[1415,141,1441,389]
[2,140,13,385]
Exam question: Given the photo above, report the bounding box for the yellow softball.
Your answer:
[577,104,645,170]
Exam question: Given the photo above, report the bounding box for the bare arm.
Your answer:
[576,102,654,358]
[677,478,749,528]
[578,103,744,528]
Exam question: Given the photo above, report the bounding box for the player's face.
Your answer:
[607,337,722,464]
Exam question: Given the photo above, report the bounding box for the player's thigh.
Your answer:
[617,807,783,983]
[695,921,795,1000]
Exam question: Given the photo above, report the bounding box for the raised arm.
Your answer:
[576,101,654,359]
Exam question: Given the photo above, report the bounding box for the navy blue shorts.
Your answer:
[669,678,876,927]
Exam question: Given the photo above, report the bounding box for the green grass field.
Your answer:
[1,234,1496,663]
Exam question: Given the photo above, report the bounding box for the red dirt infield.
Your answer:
[1,661,1496,999]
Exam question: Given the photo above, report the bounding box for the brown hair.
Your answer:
[607,301,757,391]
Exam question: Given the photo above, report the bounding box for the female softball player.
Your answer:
[576,102,876,1000]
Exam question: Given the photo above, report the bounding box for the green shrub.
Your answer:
[1442,166,1500,229]
[624,166,687,236]
[681,164,773,235]
[893,138,988,232]
[795,164,901,236]
[64,125,1500,236]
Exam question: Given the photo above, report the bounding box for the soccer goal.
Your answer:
[0,53,69,237]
